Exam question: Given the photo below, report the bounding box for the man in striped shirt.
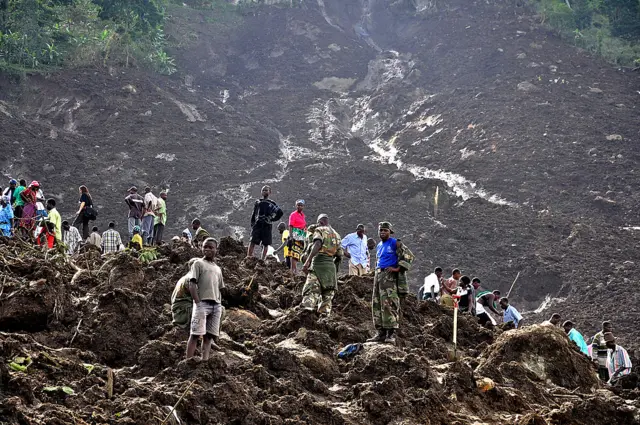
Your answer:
[605,332,632,385]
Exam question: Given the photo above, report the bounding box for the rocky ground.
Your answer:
[1,239,640,424]
[0,0,639,380]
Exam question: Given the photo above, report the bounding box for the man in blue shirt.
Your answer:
[563,320,589,356]
[367,221,411,344]
[499,297,523,328]
[341,224,369,276]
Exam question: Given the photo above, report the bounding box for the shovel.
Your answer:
[447,294,461,361]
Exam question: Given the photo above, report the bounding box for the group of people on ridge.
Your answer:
[172,185,414,359]
[1,178,168,255]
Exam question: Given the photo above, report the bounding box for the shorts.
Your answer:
[250,221,272,246]
[190,300,223,337]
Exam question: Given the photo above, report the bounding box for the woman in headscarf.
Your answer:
[18,181,39,238]
[288,199,307,272]
[0,195,14,237]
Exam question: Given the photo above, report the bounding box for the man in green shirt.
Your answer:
[153,192,167,245]
[12,179,26,227]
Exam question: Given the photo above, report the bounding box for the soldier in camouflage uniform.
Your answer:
[300,214,343,317]
[367,221,412,344]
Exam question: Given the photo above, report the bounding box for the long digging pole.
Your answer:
[452,294,460,360]
[506,272,521,298]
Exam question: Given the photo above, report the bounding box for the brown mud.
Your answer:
[1,238,639,424]
[0,0,639,351]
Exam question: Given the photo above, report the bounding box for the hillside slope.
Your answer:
[0,0,639,343]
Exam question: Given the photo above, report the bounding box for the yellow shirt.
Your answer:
[282,230,290,257]
[130,234,143,250]
[48,208,62,241]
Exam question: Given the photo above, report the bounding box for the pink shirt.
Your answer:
[289,211,306,229]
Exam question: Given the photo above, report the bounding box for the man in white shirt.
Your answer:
[418,267,443,301]
[341,224,368,276]
[142,187,158,245]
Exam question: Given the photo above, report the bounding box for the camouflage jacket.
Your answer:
[397,240,414,272]
[312,225,343,258]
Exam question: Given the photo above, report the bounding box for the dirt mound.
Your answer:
[1,240,640,424]
[218,236,246,258]
[476,325,600,401]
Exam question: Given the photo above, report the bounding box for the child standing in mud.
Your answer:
[187,237,225,360]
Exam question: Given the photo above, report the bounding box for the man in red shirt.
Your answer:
[440,268,461,307]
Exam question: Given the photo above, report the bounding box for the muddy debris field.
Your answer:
[0,237,639,425]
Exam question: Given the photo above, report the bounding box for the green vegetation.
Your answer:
[0,0,198,74]
[532,0,640,66]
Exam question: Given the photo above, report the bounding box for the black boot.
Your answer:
[366,330,386,343]
[384,329,396,344]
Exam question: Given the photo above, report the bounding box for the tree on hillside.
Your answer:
[92,0,165,31]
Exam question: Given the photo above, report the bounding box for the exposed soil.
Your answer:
[0,0,640,420]
[1,239,640,424]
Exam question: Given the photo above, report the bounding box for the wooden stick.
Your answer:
[106,368,113,399]
[160,379,196,425]
[69,319,83,346]
[506,272,521,298]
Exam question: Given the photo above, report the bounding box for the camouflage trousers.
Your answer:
[397,271,409,298]
[372,269,400,330]
[301,272,336,315]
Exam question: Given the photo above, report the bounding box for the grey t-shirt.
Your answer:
[190,258,225,302]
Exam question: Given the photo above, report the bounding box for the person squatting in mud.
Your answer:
[300,214,343,317]
[367,221,413,344]
[187,237,225,360]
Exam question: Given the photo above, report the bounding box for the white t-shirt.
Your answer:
[144,192,158,216]
[420,273,440,296]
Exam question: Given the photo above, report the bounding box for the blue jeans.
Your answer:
[128,217,141,239]
[142,215,154,244]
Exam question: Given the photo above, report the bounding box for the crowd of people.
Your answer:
[418,269,633,385]
[0,179,632,383]
[0,179,167,255]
